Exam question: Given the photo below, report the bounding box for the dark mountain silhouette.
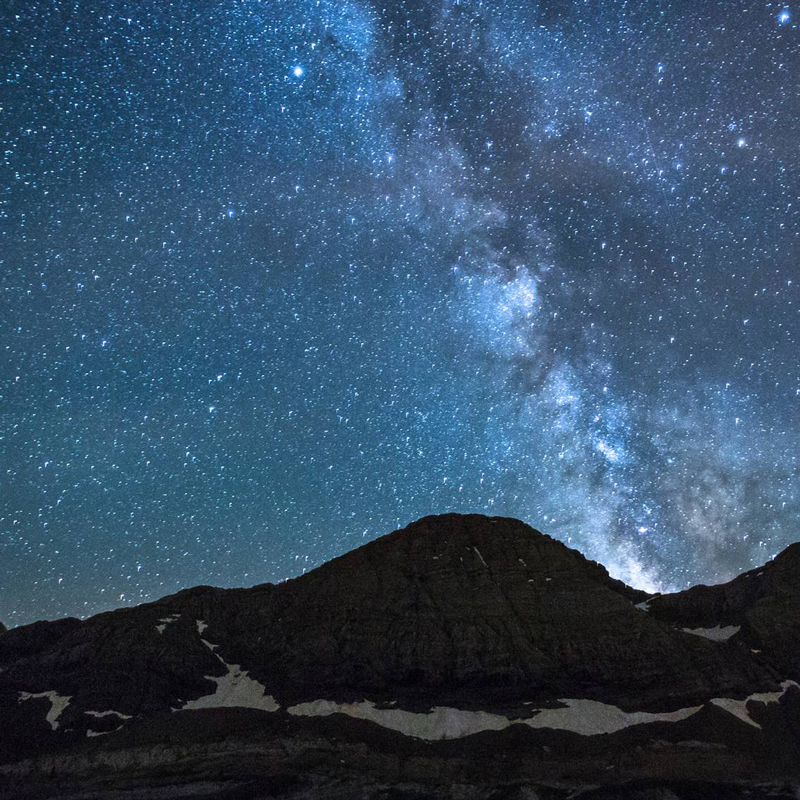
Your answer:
[646,542,800,682]
[2,514,799,800]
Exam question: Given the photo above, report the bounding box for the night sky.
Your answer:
[3,0,799,626]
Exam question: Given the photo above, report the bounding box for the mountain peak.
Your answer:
[307,512,643,603]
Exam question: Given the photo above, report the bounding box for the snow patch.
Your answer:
[635,600,651,612]
[524,699,701,736]
[176,659,279,712]
[681,624,740,642]
[196,620,208,635]
[284,681,800,740]
[288,697,702,740]
[711,681,798,729]
[289,700,511,739]
[84,711,131,738]
[18,691,72,730]
[472,547,488,568]
[711,698,759,728]
[155,614,180,634]
[175,632,278,713]
[85,709,132,720]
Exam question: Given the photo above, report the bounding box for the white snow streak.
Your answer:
[18,691,72,730]
[525,699,701,736]
[681,624,740,642]
[155,614,180,634]
[84,710,132,738]
[287,682,800,739]
[177,658,279,712]
[173,623,279,713]
[710,681,798,729]
[288,697,702,739]
[85,709,132,720]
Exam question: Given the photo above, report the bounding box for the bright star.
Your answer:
[737,138,747,148]
[778,10,790,23]
[292,66,304,78]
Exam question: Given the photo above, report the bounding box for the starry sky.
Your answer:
[2,0,799,626]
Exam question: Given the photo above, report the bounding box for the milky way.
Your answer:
[2,0,799,625]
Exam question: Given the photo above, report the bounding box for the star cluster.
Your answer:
[2,0,798,624]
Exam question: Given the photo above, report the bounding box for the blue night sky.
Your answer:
[2,0,799,625]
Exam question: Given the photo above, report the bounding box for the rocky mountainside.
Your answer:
[2,514,800,800]
[646,542,800,682]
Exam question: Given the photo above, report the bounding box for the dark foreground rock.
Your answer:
[1,514,799,798]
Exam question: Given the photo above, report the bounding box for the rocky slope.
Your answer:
[1,514,799,799]
[646,542,800,682]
